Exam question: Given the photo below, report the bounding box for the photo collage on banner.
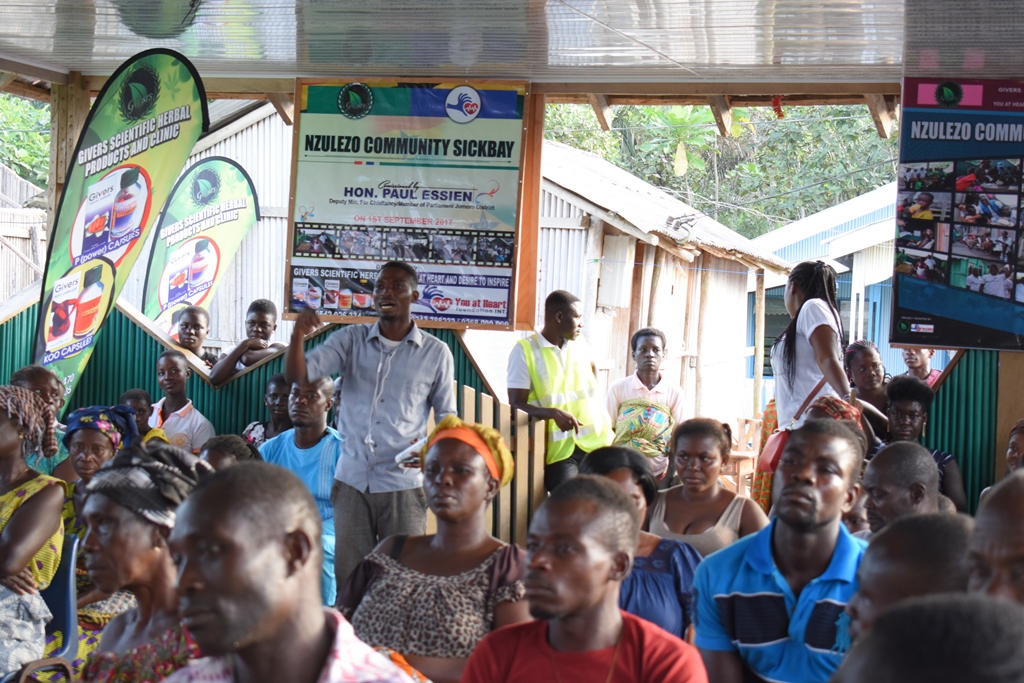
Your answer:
[893,78,1024,349]
[287,80,527,326]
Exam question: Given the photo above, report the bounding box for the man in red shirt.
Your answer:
[460,476,707,683]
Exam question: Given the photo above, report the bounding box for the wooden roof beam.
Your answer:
[86,76,294,99]
[546,93,883,107]
[864,94,899,139]
[709,95,732,137]
[587,93,613,131]
[2,78,50,102]
[266,92,294,126]
[533,81,900,97]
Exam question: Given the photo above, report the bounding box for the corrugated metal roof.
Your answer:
[0,1,904,83]
[205,100,266,135]
[754,182,897,254]
[542,141,789,272]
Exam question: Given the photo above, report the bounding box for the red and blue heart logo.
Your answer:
[431,296,454,311]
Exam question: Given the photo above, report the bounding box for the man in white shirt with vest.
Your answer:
[508,290,613,492]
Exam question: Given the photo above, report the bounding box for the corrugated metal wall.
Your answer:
[538,190,588,319]
[924,350,998,514]
[774,205,895,264]
[29,307,491,435]
[0,302,38,383]
[119,105,296,352]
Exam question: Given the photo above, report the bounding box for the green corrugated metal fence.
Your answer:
[0,303,39,383]
[924,349,999,514]
[0,304,491,436]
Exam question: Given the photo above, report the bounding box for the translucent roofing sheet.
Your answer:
[0,0,904,82]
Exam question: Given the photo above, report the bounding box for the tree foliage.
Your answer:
[545,103,899,239]
[0,93,50,188]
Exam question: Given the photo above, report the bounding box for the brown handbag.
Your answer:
[756,377,828,473]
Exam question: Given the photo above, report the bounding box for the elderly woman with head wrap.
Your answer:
[76,442,212,682]
[338,416,531,683]
[30,405,142,680]
[0,385,65,676]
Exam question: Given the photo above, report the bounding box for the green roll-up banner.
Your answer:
[33,49,208,405]
[142,157,261,337]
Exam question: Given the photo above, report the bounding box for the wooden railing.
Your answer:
[426,385,548,546]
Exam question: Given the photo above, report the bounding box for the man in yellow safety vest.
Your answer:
[508,290,613,491]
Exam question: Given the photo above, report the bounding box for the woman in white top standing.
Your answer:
[771,261,852,430]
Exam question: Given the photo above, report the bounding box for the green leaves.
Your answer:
[544,103,899,238]
[129,82,149,107]
[349,90,363,107]
[0,93,50,188]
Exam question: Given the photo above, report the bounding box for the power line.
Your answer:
[545,114,879,135]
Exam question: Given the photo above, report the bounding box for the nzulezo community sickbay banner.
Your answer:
[33,49,208,400]
[286,80,527,326]
[142,157,260,338]
[893,77,1024,349]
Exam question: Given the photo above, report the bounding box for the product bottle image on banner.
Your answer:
[111,167,143,240]
[189,237,213,286]
[73,265,105,338]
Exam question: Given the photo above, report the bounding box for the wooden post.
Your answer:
[754,268,766,415]
[514,90,544,330]
[47,71,90,237]
[709,95,733,137]
[648,248,666,326]
[513,408,531,545]
[587,93,613,131]
[694,255,710,415]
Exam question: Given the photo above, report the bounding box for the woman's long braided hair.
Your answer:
[773,261,845,389]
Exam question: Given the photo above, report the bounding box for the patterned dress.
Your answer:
[80,624,199,683]
[340,541,525,659]
[750,400,778,514]
[0,475,63,676]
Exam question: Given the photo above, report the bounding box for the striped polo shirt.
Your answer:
[693,519,867,683]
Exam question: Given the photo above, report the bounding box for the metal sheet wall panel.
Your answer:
[538,189,588,319]
[774,206,896,264]
[537,227,587,318]
[0,303,38,383]
[924,350,998,514]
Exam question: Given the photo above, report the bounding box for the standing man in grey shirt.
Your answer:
[286,260,456,596]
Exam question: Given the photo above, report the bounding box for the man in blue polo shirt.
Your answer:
[259,376,341,607]
[693,419,867,683]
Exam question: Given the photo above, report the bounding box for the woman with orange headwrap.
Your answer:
[338,416,530,683]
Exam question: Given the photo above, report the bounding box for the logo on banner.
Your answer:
[189,168,221,206]
[446,86,481,123]
[934,81,964,108]
[119,65,160,121]
[338,83,374,119]
[431,296,454,311]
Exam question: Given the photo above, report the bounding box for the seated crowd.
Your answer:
[1,259,1022,683]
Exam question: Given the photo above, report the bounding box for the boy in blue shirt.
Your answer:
[693,419,867,683]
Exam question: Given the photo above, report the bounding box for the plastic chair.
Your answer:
[2,534,80,683]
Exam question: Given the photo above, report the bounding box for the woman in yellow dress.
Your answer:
[0,385,65,676]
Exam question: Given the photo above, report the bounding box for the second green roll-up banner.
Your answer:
[142,157,261,337]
